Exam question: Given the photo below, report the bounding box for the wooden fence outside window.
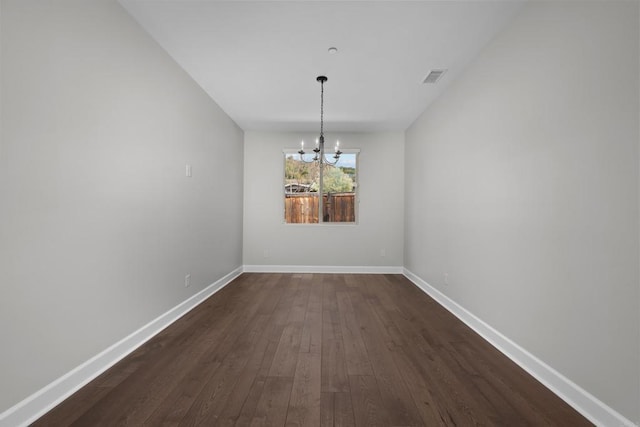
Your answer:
[284,193,355,223]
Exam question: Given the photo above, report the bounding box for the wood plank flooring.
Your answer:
[33,273,592,426]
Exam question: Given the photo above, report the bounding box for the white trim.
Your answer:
[243,265,403,274]
[0,266,243,427]
[402,268,638,427]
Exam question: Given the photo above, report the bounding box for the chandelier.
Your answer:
[298,76,342,165]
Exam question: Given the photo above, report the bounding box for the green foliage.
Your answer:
[285,155,354,193]
[285,156,318,186]
[285,156,306,179]
[323,166,354,193]
[340,166,356,178]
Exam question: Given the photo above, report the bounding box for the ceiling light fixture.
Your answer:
[328,47,338,54]
[297,76,343,220]
[298,75,342,166]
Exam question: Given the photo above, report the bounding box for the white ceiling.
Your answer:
[119,1,526,132]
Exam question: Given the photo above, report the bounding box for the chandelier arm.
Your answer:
[322,155,341,166]
[324,158,338,166]
[298,154,318,164]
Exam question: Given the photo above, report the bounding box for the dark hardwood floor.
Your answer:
[33,273,592,426]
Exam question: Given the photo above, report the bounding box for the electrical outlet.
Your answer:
[380,248,386,257]
[444,273,449,285]
[185,274,191,287]
[186,164,192,177]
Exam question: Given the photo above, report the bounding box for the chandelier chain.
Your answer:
[320,79,324,138]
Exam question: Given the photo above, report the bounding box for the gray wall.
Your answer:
[243,131,404,268]
[405,1,639,422]
[0,0,243,412]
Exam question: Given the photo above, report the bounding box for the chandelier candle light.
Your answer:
[297,75,343,222]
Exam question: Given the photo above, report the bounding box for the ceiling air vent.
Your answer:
[422,69,447,84]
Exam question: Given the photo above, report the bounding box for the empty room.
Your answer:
[1,0,639,426]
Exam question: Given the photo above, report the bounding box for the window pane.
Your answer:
[322,153,357,223]
[284,153,319,223]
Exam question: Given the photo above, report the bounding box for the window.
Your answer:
[284,149,359,224]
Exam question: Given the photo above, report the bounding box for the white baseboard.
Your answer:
[0,266,243,427]
[243,265,403,274]
[402,268,637,427]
